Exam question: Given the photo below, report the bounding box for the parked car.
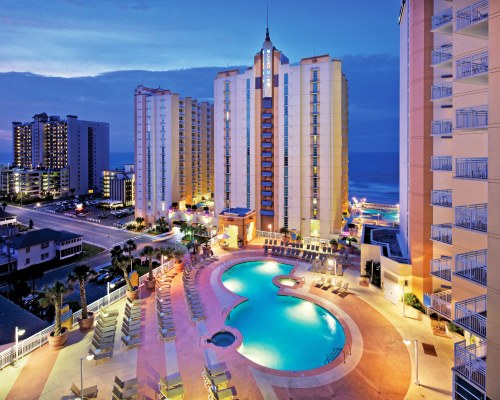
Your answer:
[109,276,125,287]
[98,213,109,219]
[96,272,113,283]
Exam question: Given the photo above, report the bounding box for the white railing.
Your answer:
[431,190,452,207]
[455,295,487,338]
[455,203,488,232]
[456,157,488,180]
[256,230,331,245]
[455,249,487,286]
[431,156,453,171]
[0,259,175,370]
[432,7,453,30]
[456,106,488,129]
[456,52,488,80]
[431,85,452,101]
[431,224,453,244]
[456,0,488,31]
[431,120,453,136]
[430,256,452,281]
[454,339,487,391]
[429,289,453,318]
[432,45,453,65]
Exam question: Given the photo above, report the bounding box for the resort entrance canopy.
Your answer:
[218,208,256,248]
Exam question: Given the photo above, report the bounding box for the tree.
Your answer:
[296,234,303,242]
[174,249,185,263]
[279,227,289,238]
[123,239,137,272]
[135,217,144,227]
[18,265,44,294]
[141,245,156,281]
[116,256,134,291]
[38,281,73,335]
[179,221,190,239]
[155,217,168,233]
[110,245,123,264]
[156,247,173,264]
[67,264,97,319]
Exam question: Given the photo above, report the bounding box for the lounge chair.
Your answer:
[158,384,184,400]
[203,364,226,377]
[338,282,350,294]
[114,376,138,390]
[121,335,141,348]
[97,318,117,328]
[112,384,138,399]
[322,276,332,290]
[89,347,113,362]
[99,307,119,317]
[208,386,236,400]
[331,280,342,292]
[203,373,229,390]
[121,325,141,338]
[70,383,98,399]
[92,336,114,349]
[159,374,183,389]
[95,324,116,333]
[314,275,325,288]
[264,246,269,254]
[94,327,115,339]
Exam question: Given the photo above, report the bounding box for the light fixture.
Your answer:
[403,339,420,385]
[14,327,26,367]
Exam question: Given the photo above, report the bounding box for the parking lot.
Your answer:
[36,198,136,228]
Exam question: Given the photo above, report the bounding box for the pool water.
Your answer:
[362,208,399,223]
[222,261,345,371]
[209,331,236,348]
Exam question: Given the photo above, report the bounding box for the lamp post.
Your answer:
[14,326,25,367]
[268,224,272,235]
[403,339,420,385]
[80,354,95,399]
[107,282,115,306]
[402,284,406,318]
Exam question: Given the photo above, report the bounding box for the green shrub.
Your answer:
[448,323,464,336]
[404,293,424,312]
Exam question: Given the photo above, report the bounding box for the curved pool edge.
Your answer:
[209,256,363,380]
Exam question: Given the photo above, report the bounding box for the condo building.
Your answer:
[134,86,214,225]
[214,28,349,238]
[102,164,135,206]
[0,167,70,199]
[12,113,109,195]
[399,1,499,398]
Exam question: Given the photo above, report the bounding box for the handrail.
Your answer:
[0,259,175,370]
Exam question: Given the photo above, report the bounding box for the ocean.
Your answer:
[0,151,399,205]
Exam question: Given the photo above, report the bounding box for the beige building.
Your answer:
[400,1,499,398]
[214,28,348,238]
[102,164,135,206]
[134,86,214,225]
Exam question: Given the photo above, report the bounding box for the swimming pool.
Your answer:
[222,261,346,371]
[361,208,399,223]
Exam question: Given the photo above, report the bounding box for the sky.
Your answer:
[0,0,401,153]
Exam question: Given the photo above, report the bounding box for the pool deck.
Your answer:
[0,238,455,399]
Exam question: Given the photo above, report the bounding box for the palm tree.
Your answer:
[116,256,134,291]
[156,247,173,265]
[135,217,145,229]
[38,281,73,336]
[141,245,156,281]
[279,227,289,238]
[123,239,137,272]
[174,249,185,263]
[110,245,123,264]
[156,217,168,233]
[67,264,97,320]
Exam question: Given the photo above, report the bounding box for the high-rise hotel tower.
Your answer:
[134,86,214,225]
[399,1,499,398]
[214,28,349,238]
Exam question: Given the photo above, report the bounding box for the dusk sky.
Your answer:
[0,0,400,153]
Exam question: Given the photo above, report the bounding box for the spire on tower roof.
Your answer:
[265,4,270,41]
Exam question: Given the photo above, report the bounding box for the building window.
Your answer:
[25,247,30,253]
[25,258,30,265]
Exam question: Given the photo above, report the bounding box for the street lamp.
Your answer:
[403,338,420,385]
[14,326,25,367]
[268,224,272,234]
[402,284,406,318]
[80,354,95,399]
[328,258,334,275]
[107,282,115,306]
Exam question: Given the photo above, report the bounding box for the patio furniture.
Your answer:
[208,385,236,400]
[121,335,141,348]
[331,280,342,292]
[160,374,183,389]
[158,383,185,399]
[114,376,138,390]
[313,275,325,288]
[322,276,332,290]
[112,384,138,399]
[70,383,98,399]
[338,282,350,294]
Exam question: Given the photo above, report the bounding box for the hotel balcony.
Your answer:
[454,339,487,392]
[455,203,488,233]
[455,249,487,286]
[427,289,452,318]
[456,107,488,130]
[430,256,452,282]
[431,120,453,138]
[456,52,488,84]
[431,224,453,245]
[431,189,452,207]
[431,84,452,102]
[431,156,452,171]
[431,7,453,34]
[456,0,488,39]
[432,45,453,68]
[454,295,487,338]
[455,157,488,180]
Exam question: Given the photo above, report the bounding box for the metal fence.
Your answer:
[0,259,174,370]
[256,230,331,245]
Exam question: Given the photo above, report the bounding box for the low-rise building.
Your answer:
[102,164,134,206]
[2,228,83,271]
[0,167,70,199]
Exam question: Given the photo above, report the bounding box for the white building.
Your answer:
[134,87,214,226]
[213,28,349,238]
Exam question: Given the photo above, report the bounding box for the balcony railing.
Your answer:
[431,156,452,171]
[456,0,489,32]
[430,256,452,281]
[432,45,453,66]
[455,203,488,232]
[455,249,487,286]
[431,224,453,244]
[428,289,452,318]
[456,52,488,81]
[432,7,453,31]
[454,339,487,391]
[431,84,452,101]
[455,158,488,180]
[456,107,488,129]
[455,295,487,338]
[431,189,452,207]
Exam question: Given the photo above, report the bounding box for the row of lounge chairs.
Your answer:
[313,276,349,294]
[112,375,139,400]
[203,364,237,400]
[156,268,178,342]
[158,373,185,400]
[264,239,339,255]
[183,261,205,322]
[121,299,142,348]
[89,307,119,363]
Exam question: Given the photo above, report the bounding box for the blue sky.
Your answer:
[0,0,401,153]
